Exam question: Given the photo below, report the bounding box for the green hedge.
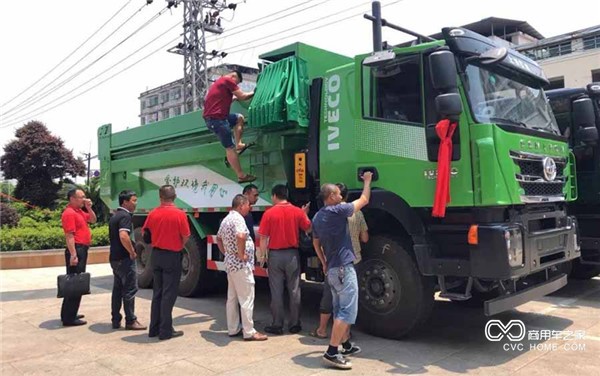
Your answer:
[0,225,109,252]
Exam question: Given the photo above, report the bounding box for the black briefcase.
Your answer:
[57,273,91,298]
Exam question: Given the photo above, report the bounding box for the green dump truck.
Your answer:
[99,11,582,338]
[547,83,600,279]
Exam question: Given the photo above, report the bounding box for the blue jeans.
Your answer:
[327,264,358,325]
[205,114,240,149]
[110,258,138,325]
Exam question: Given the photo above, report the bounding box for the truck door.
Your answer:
[355,52,474,207]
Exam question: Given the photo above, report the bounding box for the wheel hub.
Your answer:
[135,242,149,272]
[181,248,190,281]
[359,260,400,313]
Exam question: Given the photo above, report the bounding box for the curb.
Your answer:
[0,247,110,270]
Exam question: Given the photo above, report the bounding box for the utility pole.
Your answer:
[82,153,98,187]
[167,1,237,113]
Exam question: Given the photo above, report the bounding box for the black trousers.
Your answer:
[149,249,182,338]
[267,248,301,328]
[110,258,138,325]
[61,244,89,324]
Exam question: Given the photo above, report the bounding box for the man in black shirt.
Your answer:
[109,190,146,330]
[242,184,259,241]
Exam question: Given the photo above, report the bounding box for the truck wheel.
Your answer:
[357,235,434,339]
[570,258,600,280]
[133,227,153,288]
[178,235,220,297]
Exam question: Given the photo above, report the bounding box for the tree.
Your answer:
[1,121,86,208]
[83,176,109,224]
[0,203,20,228]
[0,181,16,203]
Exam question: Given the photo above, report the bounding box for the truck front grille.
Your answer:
[510,150,567,203]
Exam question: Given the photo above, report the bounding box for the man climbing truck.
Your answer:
[547,83,600,279]
[99,3,583,339]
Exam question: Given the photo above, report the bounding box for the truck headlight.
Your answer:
[505,228,523,267]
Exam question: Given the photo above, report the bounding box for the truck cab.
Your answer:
[311,26,580,338]
[547,83,600,279]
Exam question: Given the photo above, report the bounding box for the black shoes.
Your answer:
[323,352,352,369]
[159,330,184,340]
[340,344,361,356]
[63,319,87,327]
[264,325,301,334]
[77,314,85,319]
[264,326,284,335]
[289,325,302,334]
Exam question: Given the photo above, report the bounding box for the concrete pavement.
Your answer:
[1,264,599,375]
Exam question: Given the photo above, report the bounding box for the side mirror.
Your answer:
[572,97,595,129]
[429,50,458,91]
[586,83,600,95]
[575,127,599,145]
[436,93,462,119]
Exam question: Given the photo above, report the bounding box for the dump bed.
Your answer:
[98,43,351,212]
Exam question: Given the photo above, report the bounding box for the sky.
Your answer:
[0,0,598,174]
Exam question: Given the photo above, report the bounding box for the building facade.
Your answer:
[517,26,600,89]
[139,64,258,125]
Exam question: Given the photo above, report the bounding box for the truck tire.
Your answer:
[357,235,434,339]
[133,227,153,289]
[178,235,220,297]
[570,258,600,280]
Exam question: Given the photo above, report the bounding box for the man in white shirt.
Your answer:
[217,194,267,341]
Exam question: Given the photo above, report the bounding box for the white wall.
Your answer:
[540,49,600,88]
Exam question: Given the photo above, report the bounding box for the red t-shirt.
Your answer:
[203,76,239,119]
[61,206,92,246]
[142,203,191,251]
[258,202,311,250]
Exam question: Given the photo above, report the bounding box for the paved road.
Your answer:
[1,264,598,375]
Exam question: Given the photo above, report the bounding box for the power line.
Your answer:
[0,0,134,109]
[1,35,181,130]
[1,0,339,123]
[2,3,166,122]
[228,0,402,56]
[1,0,403,129]
[0,21,182,128]
[1,1,154,118]
[208,0,329,43]
[222,0,375,53]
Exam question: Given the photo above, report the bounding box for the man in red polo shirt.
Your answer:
[142,185,190,340]
[203,70,256,183]
[258,184,311,335]
[61,188,97,326]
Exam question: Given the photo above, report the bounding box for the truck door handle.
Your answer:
[357,167,379,181]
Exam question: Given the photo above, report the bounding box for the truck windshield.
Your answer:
[464,65,560,135]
